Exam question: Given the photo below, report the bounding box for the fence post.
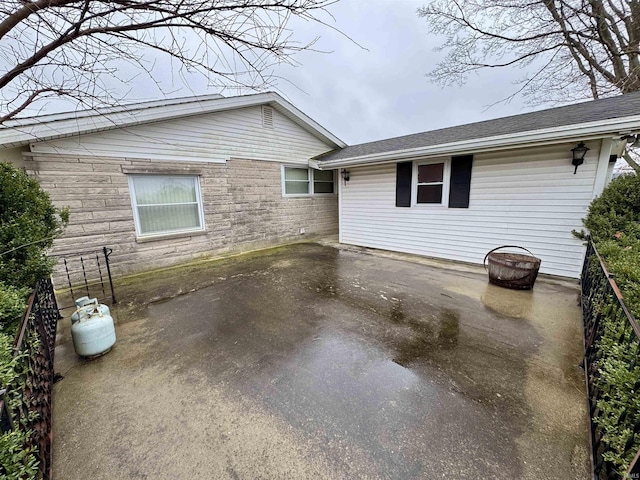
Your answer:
[103,246,116,304]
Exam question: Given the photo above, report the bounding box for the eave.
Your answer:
[0,93,346,150]
[311,115,640,169]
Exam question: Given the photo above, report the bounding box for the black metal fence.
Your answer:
[52,246,116,310]
[581,241,640,479]
[0,278,60,480]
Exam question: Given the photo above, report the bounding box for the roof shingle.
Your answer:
[316,91,640,162]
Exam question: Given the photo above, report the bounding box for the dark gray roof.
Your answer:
[316,91,640,162]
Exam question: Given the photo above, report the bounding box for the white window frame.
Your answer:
[281,165,336,197]
[128,174,206,239]
[412,158,451,207]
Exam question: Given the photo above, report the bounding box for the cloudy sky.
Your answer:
[272,0,531,145]
[21,0,545,147]
[79,0,537,147]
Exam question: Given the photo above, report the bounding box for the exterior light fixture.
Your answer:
[571,142,589,174]
[341,169,350,182]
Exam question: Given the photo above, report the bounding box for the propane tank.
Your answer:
[70,296,110,324]
[70,297,116,357]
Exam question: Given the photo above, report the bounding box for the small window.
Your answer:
[282,167,335,196]
[313,169,334,194]
[129,175,205,237]
[416,162,445,204]
[284,167,310,194]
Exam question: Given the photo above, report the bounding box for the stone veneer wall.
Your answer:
[23,155,338,285]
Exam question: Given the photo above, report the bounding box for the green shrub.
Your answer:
[0,332,38,479]
[0,162,65,479]
[0,283,29,334]
[577,172,640,476]
[0,162,68,289]
[579,173,640,244]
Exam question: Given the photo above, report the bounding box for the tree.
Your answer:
[418,0,640,170]
[418,0,640,104]
[0,0,337,122]
[0,162,69,289]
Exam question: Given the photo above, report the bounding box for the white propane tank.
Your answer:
[70,297,116,357]
[71,296,110,324]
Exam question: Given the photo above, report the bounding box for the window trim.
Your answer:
[412,158,451,207]
[281,165,336,197]
[128,174,206,239]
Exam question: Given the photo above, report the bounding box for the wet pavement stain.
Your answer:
[52,242,590,480]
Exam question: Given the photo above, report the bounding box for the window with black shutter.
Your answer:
[395,155,473,208]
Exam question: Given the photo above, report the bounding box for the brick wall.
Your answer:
[24,155,338,285]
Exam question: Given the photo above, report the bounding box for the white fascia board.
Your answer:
[315,116,640,169]
[0,92,344,150]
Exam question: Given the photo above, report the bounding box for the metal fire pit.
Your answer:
[484,245,541,290]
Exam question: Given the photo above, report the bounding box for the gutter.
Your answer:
[0,92,345,150]
[312,115,640,169]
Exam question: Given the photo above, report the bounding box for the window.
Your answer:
[415,160,449,205]
[313,169,335,193]
[282,167,334,196]
[129,175,205,237]
[283,167,310,194]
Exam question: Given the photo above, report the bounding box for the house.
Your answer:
[0,93,345,279]
[313,92,640,278]
[1,91,638,281]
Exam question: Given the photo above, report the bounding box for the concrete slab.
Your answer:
[52,242,589,479]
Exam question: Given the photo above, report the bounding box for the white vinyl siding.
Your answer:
[29,106,332,164]
[129,175,205,238]
[339,141,603,278]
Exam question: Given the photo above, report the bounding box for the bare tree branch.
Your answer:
[0,0,341,121]
[418,0,640,102]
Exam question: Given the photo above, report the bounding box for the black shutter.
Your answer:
[448,155,473,208]
[396,162,412,207]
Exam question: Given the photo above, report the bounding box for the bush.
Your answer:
[0,333,38,479]
[580,173,640,244]
[0,284,29,334]
[0,162,67,479]
[0,162,68,289]
[577,172,640,476]
[577,173,640,317]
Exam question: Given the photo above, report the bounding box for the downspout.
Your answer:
[592,138,614,199]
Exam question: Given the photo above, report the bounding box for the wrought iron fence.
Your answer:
[51,246,116,310]
[581,241,640,479]
[0,278,60,480]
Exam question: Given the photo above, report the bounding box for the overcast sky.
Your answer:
[77,0,539,147]
[272,0,532,145]
[29,0,542,147]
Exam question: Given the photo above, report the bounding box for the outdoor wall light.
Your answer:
[341,169,350,182]
[571,142,589,174]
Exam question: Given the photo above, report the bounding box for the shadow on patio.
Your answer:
[52,242,589,479]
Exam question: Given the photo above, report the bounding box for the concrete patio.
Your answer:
[52,242,590,479]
